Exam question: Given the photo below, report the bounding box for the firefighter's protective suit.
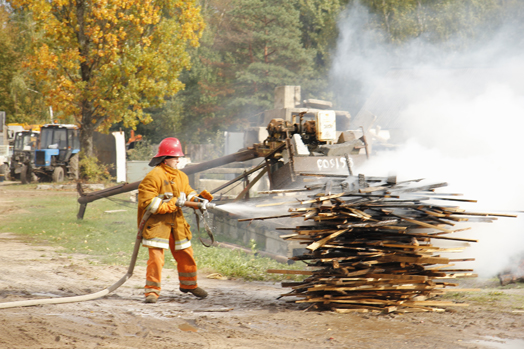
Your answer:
[137,162,199,299]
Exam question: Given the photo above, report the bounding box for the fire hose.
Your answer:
[0,196,216,309]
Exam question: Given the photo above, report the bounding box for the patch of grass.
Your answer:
[2,189,146,265]
[466,291,509,304]
[442,290,524,311]
[192,242,305,282]
[1,187,305,281]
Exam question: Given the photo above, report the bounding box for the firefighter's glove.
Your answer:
[175,192,187,207]
[156,200,178,214]
[199,190,214,202]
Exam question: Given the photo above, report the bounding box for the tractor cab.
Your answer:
[34,124,80,182]
[14,130,39,152]
[10,130,40,183]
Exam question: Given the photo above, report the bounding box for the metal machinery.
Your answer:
[0,115,44,181]
[9,130,40,183]
[33,124,81,182]
[251,110,368,190]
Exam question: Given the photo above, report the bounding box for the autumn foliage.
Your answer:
[8,0,204,155]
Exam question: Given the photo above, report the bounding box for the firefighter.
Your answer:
[137,137,208,303]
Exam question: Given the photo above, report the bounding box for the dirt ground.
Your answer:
[1,185,524,348]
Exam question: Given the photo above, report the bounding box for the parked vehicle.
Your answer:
[9,130,40,183]
[0,144,10,181]
[32,124,80,182]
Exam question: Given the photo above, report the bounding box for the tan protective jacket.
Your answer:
[137,163,196,250]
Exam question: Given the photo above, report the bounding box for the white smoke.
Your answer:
[330,2,524,277]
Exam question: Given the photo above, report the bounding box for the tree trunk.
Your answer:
[77,0,95,158]
[79,121,95,158]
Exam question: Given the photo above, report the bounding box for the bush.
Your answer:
[127,140,156,161]
[79,153,114,183]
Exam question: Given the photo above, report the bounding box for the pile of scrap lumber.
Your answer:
[249,174,515,313]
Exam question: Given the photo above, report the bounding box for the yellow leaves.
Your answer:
[141,37,151,47]
[118,28,127,41]
[18,0,204,132]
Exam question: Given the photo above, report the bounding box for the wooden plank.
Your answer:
[359,186,390,194]
[392,213,454,233]
[334,308,370,313]
[377,255,449,264]
[309,285,437,292]
[306,229,348,251]
[388,182,448,193]
[434,273,478,278]
[337,219,399,229]
[401,232,478,243]
[449,211,517,218]
[365,274,429,281]
[299,192,346,204]
[288,207,318,212]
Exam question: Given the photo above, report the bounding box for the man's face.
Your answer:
[164,157,180,169]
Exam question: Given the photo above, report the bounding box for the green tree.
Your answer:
[355,0,517,46]
[177,0,318,144]
[0,8,18,119]
[8,0,205,156]
[0,8,47,124]
[142,0,324,146]
[5,10,50,124]
[298,0,345,71]
[226,0,314,114]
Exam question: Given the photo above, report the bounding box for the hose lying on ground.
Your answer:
[0,196,218,309]
[0,198,153,309]
[0,237,142,309]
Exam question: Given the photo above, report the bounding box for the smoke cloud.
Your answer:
[330,2,524,277]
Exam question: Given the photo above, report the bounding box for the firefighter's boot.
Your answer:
[145,294,158,303]
[180,287,208,299]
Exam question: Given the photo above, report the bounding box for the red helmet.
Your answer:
[154,137,184,157]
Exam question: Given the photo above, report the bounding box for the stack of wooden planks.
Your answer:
[251,174,515,313]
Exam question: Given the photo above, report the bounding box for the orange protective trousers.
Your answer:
[144,234,198,298]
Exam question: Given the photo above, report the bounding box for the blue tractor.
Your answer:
[33,124,81,182]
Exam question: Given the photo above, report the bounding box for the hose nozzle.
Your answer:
[183,201,217,211]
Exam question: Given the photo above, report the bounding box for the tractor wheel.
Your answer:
[69,153,79,180]
[20,165,31,184]
[52,166,65,183]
